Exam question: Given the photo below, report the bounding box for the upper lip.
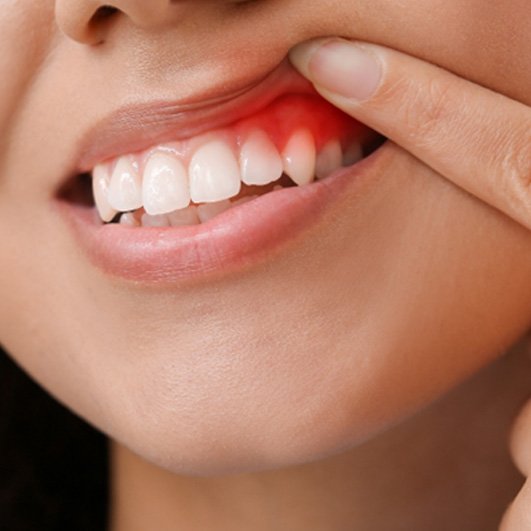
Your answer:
[74,58,316,174]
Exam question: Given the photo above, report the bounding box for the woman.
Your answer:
[0,0,530,529]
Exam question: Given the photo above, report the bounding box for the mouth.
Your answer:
[56,60,387,284]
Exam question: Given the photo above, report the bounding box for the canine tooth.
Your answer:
[282,129,316,186]
[168,205,200,227]
[315,140,342,180]
[141,212,170,227]
[108,156,143,212]
[239,130,283,186]
[197,200,231,223]
[343,142,363,166]
[92,164,117,222]
[143,153,190,215]
[119,212,140,226]
[189,140,241,203]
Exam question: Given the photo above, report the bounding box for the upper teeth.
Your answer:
[106,156,143,213]
[315,139,343,180]
[189,140,242,204]
[281,129,316,186]
[92,164,117,222]
[142,153,190,215]
[92,128,362,223]
[240,129,283,186]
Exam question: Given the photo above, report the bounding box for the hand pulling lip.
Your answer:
[75,59,316,174]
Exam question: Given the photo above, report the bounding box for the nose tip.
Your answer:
[55,0,173,45]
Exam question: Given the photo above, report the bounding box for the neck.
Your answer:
[109,343,529,531]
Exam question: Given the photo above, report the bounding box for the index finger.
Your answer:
[501,398,531,530]
[290,38,531,230]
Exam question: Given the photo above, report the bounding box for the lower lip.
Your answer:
[57,141,391,285]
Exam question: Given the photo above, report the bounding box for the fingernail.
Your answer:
[289,39,382,102]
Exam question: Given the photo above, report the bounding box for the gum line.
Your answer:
[91,94,371,225]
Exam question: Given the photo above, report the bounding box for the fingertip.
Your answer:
[290,37,383,102]
[288,38,332,79]
[509,398,531,477]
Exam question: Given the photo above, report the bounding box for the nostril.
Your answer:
[56,1,121,45]
[90,5,119,27]
[57,1,175,44]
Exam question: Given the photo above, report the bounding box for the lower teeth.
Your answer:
[112,175,297,228]
[116,193,262,228]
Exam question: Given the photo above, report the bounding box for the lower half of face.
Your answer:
[0,0,530,475]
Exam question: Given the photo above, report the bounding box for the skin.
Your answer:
[0,1,530,529]
[505,395,531,528]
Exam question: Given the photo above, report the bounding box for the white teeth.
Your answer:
[142,153,190,215]
[92,164,118,222]
[343,142,363,166]
[93,128,355,226]
[282,129,316,186]
[168,205,200,227]
[141,212,170,227]
[119,212,140,226]
[107,156,143,212]
[239,130,283,186]
[315,140,343,180]
[189,140,241,203]
[197,200,232,223]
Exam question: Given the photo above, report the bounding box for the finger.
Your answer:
[501,398,531,530]
[499,479,531,530]
[510,398,531,478]
[289,38,531,231]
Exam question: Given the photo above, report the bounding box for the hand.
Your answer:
[289,38,531,231]
[502,398,531,529]
[289,37,531,528]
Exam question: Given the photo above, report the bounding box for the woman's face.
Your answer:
[1,0,530,475]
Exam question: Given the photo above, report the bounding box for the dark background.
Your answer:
[0,348,108,531]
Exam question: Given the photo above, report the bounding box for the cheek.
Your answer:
[2,147,530,475]
[0,3,55,136]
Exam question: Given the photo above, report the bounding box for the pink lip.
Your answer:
[58,141,391,285]
[75,59,315,174]
[58,57,388,285]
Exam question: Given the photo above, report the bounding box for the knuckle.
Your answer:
[509,398,531,476]
[375,72,456,146]
[414,78,456,140]
[493,123,531,214]
[501,480,531,530]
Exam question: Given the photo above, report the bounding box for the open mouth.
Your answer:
[56,62,388,283]
[60,93,384,228]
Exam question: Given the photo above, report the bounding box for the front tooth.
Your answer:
[343,142,363,166]
[168,205,200,227]
[189,140,241,203]
[143,153,190,215]
[197,200,232,223]
[107,156,143,212]
[315,140,343,180]
[239,130,283,186]
[141,212,170,227]
[92,164,118,222]
[282,129,316,186]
